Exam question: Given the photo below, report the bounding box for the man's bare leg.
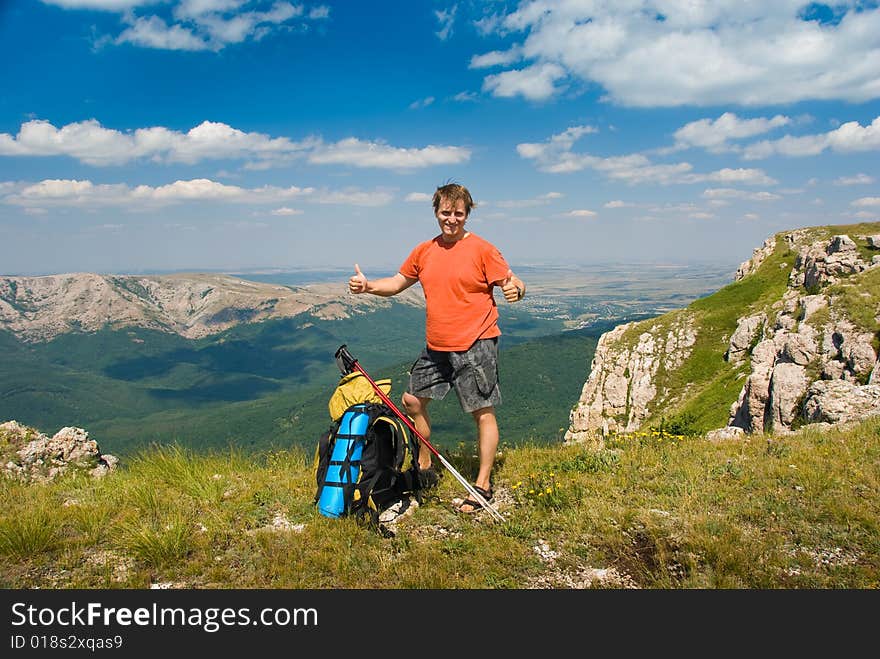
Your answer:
[402,392,433,470]
[458,406,498,512]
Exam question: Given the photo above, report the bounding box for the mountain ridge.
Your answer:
[0,272,425,343]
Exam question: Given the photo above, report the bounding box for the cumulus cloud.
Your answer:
[45,0,330,52]
[852,197,880,207]
[473,3,880,106]
[269,206,303,216]
[673,112,791,152]
[0,119,316,167]
[744,115,880,159]
[680,168,778,186]
[0,119,471,171]
[517,126,777,186]
[565,209,596,217]
[834,173,874,185]
[470,46,523,69]
[701,188,782,201]
[307,137,471,170]
[405,192,433,202]
[1,177,394,209]
[483,62,567,101]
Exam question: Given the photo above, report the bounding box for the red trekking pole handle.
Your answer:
[335,345,439,458]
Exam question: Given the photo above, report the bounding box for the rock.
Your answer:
[725,313,765,365]
[768,363,808,430]
[566,314,696,441]
[2,421,118,483]
[735,237,775,281]
[802,381,880,424]
[705,426,745,441]
[567,226,880,442]
[866,235,880,248]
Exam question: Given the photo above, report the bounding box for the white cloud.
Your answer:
[852,197,880,207]
[0,119,316,167]
[309,188,394,206]
[47,1,329,52]
[474,3,880,106]
[744,116,880,159]
[701,188,782,201]
[565,209,596,217]
[834,173,874,185]
[518,126,781,186]
[673,112,791,152]
[604,200,635,208]
[483,62,567,101]
[1,177,395,209]
[689,212,715,220]
[680,168,778,186]
[308,137,470,170]
[435,5,457,41]
[452,91,478,102]
[743,213,760,220]
[269,207,303,216]
[405,192,433,203]
[470,46,522,69]
[116,15,210,51]
[41,1,150,8]
[409,97,435,110]
[0,119,470,171]
[495,191,563,208]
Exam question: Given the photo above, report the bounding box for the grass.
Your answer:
[2,415,878,589]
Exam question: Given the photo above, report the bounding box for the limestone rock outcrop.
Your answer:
[564,313,696,443]
[1,420,118,482]
[566,225,880,443]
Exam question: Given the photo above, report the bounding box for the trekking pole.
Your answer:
[335,345,505,522]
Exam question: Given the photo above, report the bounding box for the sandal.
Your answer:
[456,485,493,514]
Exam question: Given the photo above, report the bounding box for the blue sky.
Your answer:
[1,1,878,276]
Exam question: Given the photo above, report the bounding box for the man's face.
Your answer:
[435,197,468,243]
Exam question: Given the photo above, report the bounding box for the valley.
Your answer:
[0,261,738,457]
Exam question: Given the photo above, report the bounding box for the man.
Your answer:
[348,182,526,513]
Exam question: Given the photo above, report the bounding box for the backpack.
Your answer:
[314,375,422,524]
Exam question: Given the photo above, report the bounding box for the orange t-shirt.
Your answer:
[399,233,511,351]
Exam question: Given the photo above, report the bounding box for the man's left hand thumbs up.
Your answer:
[500,269,524,303]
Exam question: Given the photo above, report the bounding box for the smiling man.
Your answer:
[347,182,526,514]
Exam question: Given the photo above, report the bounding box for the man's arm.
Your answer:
[348,263,416,297]
[495,269,526,303]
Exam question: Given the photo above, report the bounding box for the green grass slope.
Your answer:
[2,415,878,589]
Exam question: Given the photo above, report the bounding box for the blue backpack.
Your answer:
[314,401,422,523]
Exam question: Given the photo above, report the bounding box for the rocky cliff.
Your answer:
[0,273,424,343]
[566,223,880,444]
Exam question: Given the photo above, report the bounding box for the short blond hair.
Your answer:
[432,183,475,216]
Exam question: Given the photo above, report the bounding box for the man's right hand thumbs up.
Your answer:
[348,263,368,294]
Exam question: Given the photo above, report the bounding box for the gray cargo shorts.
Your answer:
[407,337,501,413]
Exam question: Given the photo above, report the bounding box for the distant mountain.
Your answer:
[0,272,424,343]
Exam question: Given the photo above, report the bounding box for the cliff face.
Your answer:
[565,224,880,443]
[0,273,424,343]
